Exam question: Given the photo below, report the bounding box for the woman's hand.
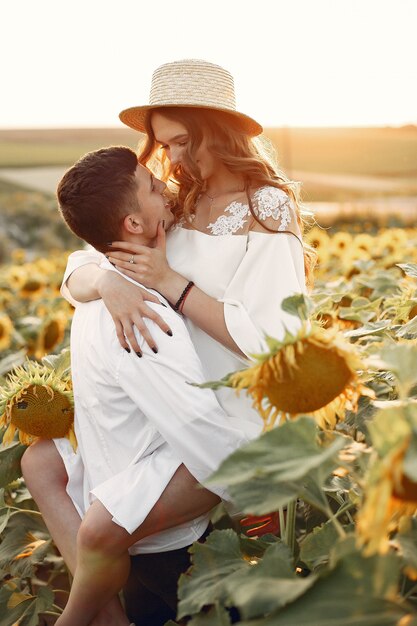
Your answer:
[96,270,173,354]
[106,223,173,292]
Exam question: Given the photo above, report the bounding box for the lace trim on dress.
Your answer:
[207,201,249,236]
[252,186,292,231]
[206,186,292,236]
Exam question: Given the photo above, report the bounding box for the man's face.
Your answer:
[134,164,175,237]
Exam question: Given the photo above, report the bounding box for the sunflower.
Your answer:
[0,314,14,351]
[6,266,27,291]
[306,228,331,271]
[330,232,353,257]
[356,438,417,556]
[20,274,45,299]
[0,359,76,449]
[228,324,372,430]
[30,313,67,360]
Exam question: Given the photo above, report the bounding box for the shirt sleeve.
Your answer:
[219,231,307,359]
[60,247,105,307]
[113,308,252,500]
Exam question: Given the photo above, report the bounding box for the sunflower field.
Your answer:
[1,222,417,625]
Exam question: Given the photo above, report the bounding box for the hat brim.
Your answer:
[119,104,263,137]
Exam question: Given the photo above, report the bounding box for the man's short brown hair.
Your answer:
[57,146,139,252]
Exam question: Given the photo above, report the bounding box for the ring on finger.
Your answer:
[129,255,135,264]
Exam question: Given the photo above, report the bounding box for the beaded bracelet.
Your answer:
[173,281,195,312]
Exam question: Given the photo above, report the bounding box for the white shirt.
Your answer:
[56,262,252,554]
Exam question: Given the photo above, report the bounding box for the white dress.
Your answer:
[62,185,307,429]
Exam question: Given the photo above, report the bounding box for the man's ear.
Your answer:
[123,213,144,235]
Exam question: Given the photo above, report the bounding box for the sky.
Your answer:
[2,0,416,129]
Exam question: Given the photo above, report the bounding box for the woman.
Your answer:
[30,59,314,625]
[64,59,314,426]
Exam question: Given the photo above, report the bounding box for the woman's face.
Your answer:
[150,111,215,181]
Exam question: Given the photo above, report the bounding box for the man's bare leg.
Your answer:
[54,466,219,626]
[22,441,132,626]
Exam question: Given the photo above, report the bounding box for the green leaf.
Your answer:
[188,605,232,625]
[397,517,417,576]
[42,347,71,378]
[226,542,316,620]
[177,529,247,619]
[397,263,417,279]
[300,520,340,570]
[239,542,407,626]
[395,314,417,339]
[0,526,52,578]
[281,294,314,321]
[178,531,317,622]
[403,432,417,482]
[0,585,54,626]
[0,507,11,534]
[0,442,26,488]
[0,350,27,377]
[205,418,346,514]
[378,344,417,396]
[344,320,391,338]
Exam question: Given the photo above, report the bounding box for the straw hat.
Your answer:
[119,59,263,137]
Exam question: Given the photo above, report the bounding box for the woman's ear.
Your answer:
[123,213,144,235]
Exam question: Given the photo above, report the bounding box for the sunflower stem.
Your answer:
[278,506,286,540]
[325,504,346,538]
[5,506,42,516]
[284,500,297,557]
[41,610,62,617]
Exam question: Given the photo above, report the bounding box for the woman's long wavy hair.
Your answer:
[138,107,316,287]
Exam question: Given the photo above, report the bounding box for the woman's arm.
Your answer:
[107,202,306,360]
[155,270,246,357]
[66,263,103,302]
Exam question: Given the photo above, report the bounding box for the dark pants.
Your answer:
[123,526,212,626]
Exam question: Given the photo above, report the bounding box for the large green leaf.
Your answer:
[178,530,316,622]
[177,529,247,619]
[225,543,316,620]
[239,541,408,626]
[205,418,346,514]
[0,442,26,488]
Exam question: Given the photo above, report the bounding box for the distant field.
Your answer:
[0,126,416,176]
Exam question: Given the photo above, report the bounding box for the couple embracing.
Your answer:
[22,59,311,625]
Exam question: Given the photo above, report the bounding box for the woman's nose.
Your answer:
[170,147,183,166]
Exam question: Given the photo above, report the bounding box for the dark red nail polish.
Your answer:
[124,347,131,354]
[152,347,158,354]
[136,351,142,358]
[166,330,173,337]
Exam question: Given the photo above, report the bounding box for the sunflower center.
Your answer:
[392,474,417,504]
[262,341,353,414]
[43,320,61,351]
[10,384,74,439]
[22,279,42,292]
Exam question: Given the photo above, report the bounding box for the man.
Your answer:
[23,146,257,626]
